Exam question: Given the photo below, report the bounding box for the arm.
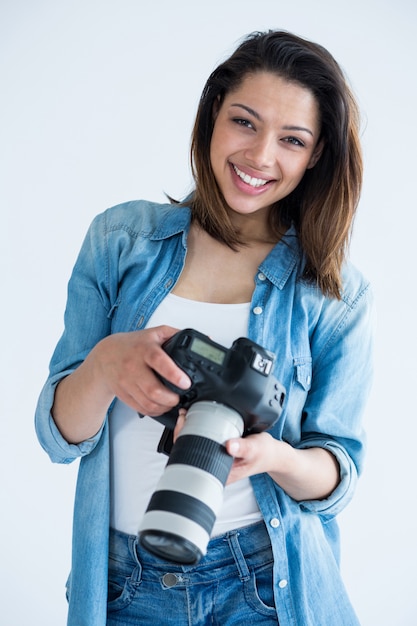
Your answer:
[225,434,340,501]
[35,209,191,458]
[171,410,339,501]
[223,274,374,507]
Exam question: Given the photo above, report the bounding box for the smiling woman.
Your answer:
[190,32,362,298]
[35,30,373,626]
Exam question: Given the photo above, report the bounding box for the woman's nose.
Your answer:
[244,134,276,168]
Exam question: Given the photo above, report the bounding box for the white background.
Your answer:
[1,1,416,624]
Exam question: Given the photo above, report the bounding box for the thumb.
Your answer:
[227,438,243,457]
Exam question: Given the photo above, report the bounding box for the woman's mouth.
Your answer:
[232,164,272,188]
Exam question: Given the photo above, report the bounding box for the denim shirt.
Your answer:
[35,200,373,626]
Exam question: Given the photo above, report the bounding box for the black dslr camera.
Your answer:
[151,328,286,453]
[138,329,286,565]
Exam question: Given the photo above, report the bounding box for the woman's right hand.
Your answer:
[93,325,192,417]
[52,326,191,444]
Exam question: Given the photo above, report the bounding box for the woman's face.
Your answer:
[210,72,323,223]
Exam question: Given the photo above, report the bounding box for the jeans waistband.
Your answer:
[109,520,272,575]
[107,522,279,624]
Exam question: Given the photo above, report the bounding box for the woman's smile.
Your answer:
[230,162,274,190]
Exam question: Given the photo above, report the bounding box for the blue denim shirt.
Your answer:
[35,200,373,626]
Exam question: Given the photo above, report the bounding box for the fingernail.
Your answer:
[229,440,240,455]
[179,375,191,389]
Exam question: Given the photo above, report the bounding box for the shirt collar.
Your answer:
[150,204,301,290]
[260,224,301,290]
[149,205,191,240]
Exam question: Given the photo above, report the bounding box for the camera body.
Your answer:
[153,328,286,440]
[138,329,286,565]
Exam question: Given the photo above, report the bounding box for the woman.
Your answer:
[35,30,373,625]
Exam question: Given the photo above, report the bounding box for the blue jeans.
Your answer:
[107,521,279,625]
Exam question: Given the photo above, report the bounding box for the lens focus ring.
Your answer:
[167,434,233,484]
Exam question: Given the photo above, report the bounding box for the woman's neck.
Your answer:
[172,223,277,304]
[226,207,278,246]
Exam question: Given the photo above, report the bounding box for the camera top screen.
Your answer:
[190,337,226,366]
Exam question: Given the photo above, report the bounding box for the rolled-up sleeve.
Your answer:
[35,213,113,464]
[297,279,374,518]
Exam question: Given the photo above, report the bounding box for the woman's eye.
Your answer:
[233,118,254,129]
[283,136,305,147]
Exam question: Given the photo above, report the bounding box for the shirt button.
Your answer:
[253,306,263,315]
[270,517,280,528]
[258,272,266,281]
[278,579,288,589]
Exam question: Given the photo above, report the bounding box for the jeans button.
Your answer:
[162,573,179,588]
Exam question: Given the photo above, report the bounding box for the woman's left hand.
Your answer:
[226,433,340,502]
[226,433,282,484]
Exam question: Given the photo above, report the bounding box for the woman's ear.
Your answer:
[307,139,324,169]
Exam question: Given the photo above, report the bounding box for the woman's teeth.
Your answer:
[233,164,269,188]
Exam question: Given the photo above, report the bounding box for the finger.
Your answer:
[114,386,175,417]
[145,327,192,391]
[173,410,187,443]
[226,435,260,460]
[114,367,181,416]
[226,438,243,458]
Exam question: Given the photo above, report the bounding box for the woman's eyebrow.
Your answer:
[230,103,262,121]
[230,103,314,137]
[282,125,314,137]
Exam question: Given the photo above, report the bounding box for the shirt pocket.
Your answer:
[278,356,313,443]
[293,356,312,391]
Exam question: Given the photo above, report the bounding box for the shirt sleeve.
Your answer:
[296,277,375,519]
[35,213,113,464]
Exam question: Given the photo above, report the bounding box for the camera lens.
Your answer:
[138,401,243,564]
[140,532,201,564]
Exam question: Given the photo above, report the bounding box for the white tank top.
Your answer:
[109,293,262,536]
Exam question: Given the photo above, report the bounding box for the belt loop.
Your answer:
[226,531,250,581]
[129,535,143,584]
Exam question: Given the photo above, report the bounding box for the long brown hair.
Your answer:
[188,30,363,299]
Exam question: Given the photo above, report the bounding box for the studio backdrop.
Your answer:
[1,1,416,624]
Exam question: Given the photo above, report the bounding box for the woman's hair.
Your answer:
[188,30,363,299]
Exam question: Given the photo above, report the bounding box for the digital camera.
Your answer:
[138,328,286,565]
